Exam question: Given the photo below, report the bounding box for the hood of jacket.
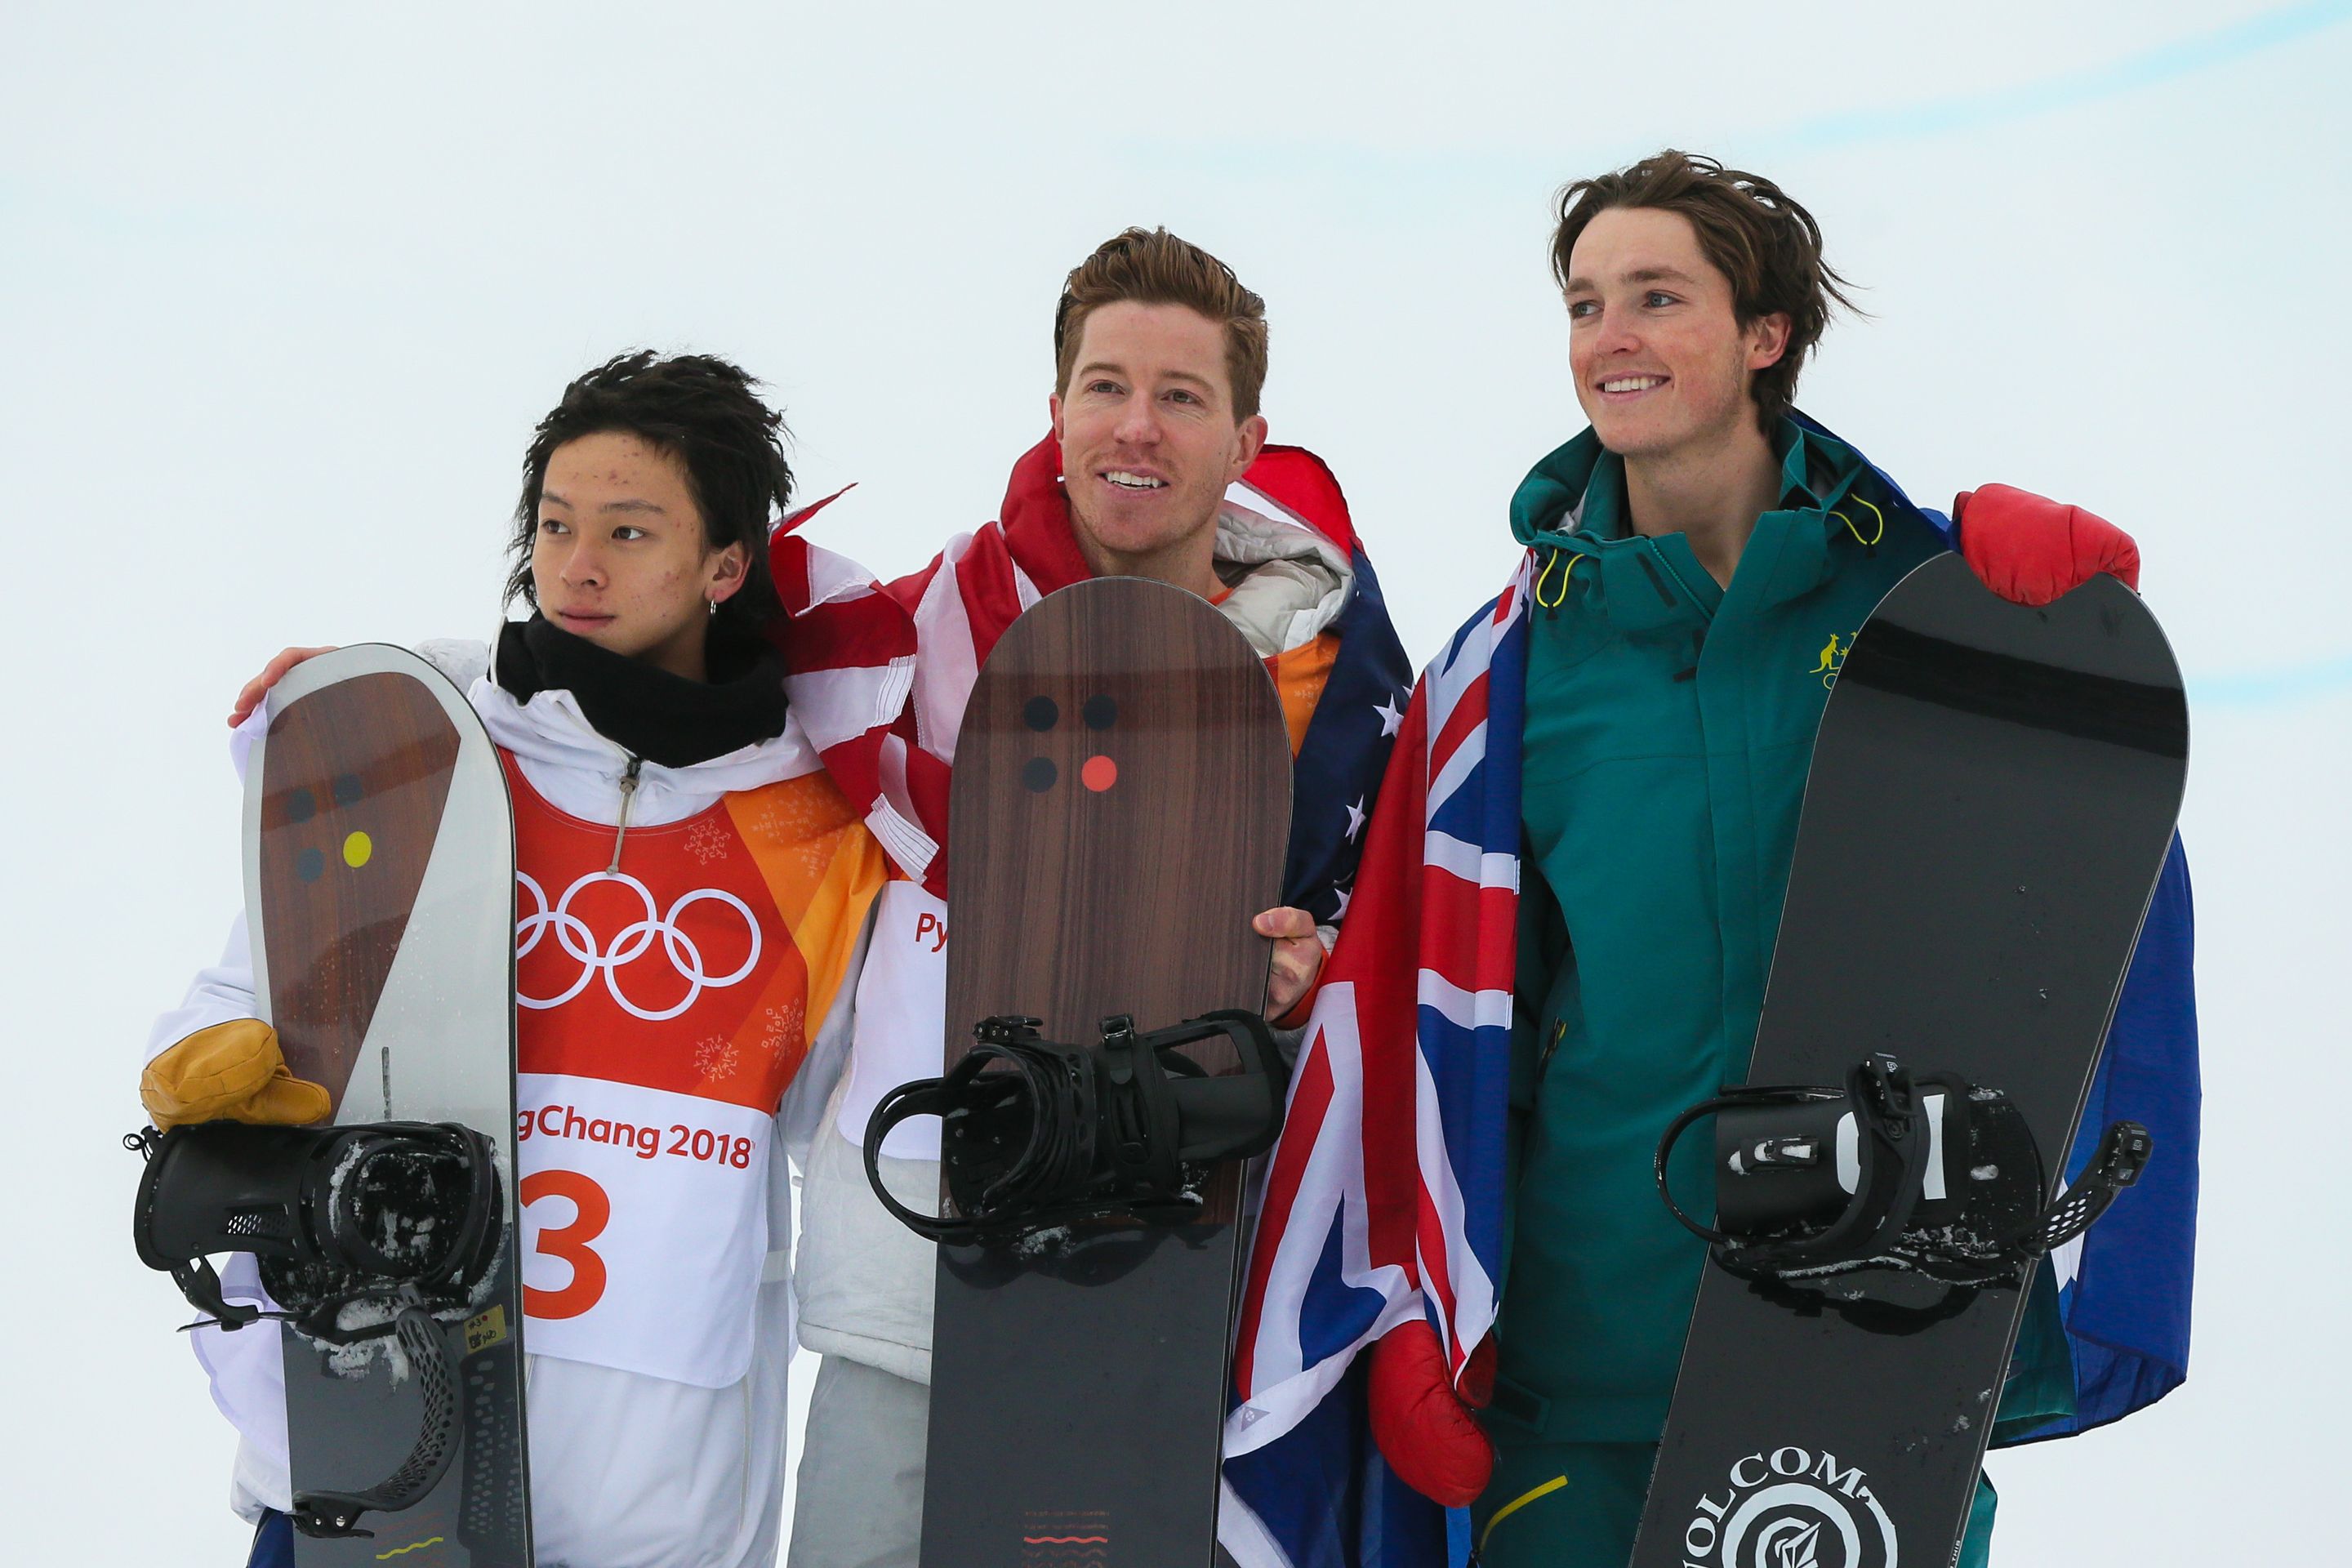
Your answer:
[1511,414,1877,550]
[1505,413,1942,632]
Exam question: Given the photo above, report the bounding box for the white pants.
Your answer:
[786,1356,929,1568]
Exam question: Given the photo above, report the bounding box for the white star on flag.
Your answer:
[1343,795,1366,840]
[1374,693,1405,737]
[1331,883,1352,920]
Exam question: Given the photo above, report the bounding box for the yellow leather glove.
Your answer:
[140,1018,332,1129]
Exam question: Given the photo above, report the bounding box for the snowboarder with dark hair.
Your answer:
[142,350,889,1568]
[1224,152,2198,1568]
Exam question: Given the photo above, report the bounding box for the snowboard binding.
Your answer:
[1655,1054,2152,1306]
[127,1119,504,1537]
[866,1010,1286,1245]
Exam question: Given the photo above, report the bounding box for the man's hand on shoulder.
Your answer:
[227,645,338,727]
[1954,484,2140,607]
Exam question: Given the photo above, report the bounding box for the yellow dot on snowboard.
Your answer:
[342,831,373,868]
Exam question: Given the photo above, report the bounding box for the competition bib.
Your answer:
[514,1072,770,1386]
[503,752,857,1387]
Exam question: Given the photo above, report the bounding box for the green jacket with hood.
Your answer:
[1488,416,2071,1446]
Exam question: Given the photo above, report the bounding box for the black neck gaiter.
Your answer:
[496,614,789,768]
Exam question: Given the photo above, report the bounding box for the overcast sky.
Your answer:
[6,2,2347,1561]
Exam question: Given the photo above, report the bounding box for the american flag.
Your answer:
[1220,558,1534,1568]
[764,432,1410,921]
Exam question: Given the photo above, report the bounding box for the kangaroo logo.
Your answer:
[1810,632,1855,689]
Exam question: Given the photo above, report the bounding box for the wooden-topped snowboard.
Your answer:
[921,578,1292,1566]
[1632,557,2189,1568]
[250,645,530,1566]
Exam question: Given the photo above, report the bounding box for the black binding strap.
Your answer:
[1656,1054,1933,1273]
[2035,1119,2153,1252]
[866,1010,1286,1245]
[1655,1054,2154,1310]
[288,1296,461,1538]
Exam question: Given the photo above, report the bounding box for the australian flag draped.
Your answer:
[1221,536,2200,1566]
[1221,558,1534,1568]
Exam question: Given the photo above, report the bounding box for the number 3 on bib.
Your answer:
[521,1168,610,1320]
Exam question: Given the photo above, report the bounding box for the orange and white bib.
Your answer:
[504,751,880,1387]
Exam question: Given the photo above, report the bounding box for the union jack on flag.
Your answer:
[1220,558,1536,1568]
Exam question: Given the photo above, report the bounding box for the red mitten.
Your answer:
[1367,1319,1495,1508]
[1954,483,2140,607]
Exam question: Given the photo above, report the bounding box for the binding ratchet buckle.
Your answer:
[1656,1053,2150,1307]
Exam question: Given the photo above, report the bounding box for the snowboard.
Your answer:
[249,645,531,1566]
[919,578,1294,1567]
[1630,556,2188,1568]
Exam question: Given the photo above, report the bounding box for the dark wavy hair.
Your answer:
[507,351,791,637]
[1552,150,1858,431]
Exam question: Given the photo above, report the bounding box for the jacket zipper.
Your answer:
[605,754,644,874]
[1538,1018,1566,1076]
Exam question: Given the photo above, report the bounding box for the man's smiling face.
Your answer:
[1049,300,1266,580]
[1564,205,1790,460]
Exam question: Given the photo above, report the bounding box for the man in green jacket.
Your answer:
[1362,150,2142,1566]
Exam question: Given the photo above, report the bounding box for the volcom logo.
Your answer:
[1679,1446,1899,1568]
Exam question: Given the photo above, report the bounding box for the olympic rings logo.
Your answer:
[514,871,763,1022]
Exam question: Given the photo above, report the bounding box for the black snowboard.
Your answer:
[1629,556,2187,1568]
[920,579,1293,1567]
[250,646,532,1566]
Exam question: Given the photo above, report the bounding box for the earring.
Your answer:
[706,597,719,617]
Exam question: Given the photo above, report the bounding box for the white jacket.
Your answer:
[145,638,872,1568]
[791,502,1353,1385]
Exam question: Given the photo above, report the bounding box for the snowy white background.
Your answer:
[5,0,2347,1560]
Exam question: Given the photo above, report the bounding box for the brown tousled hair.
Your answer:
[1551,150,1857,430]
[1054,227,1270,421]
